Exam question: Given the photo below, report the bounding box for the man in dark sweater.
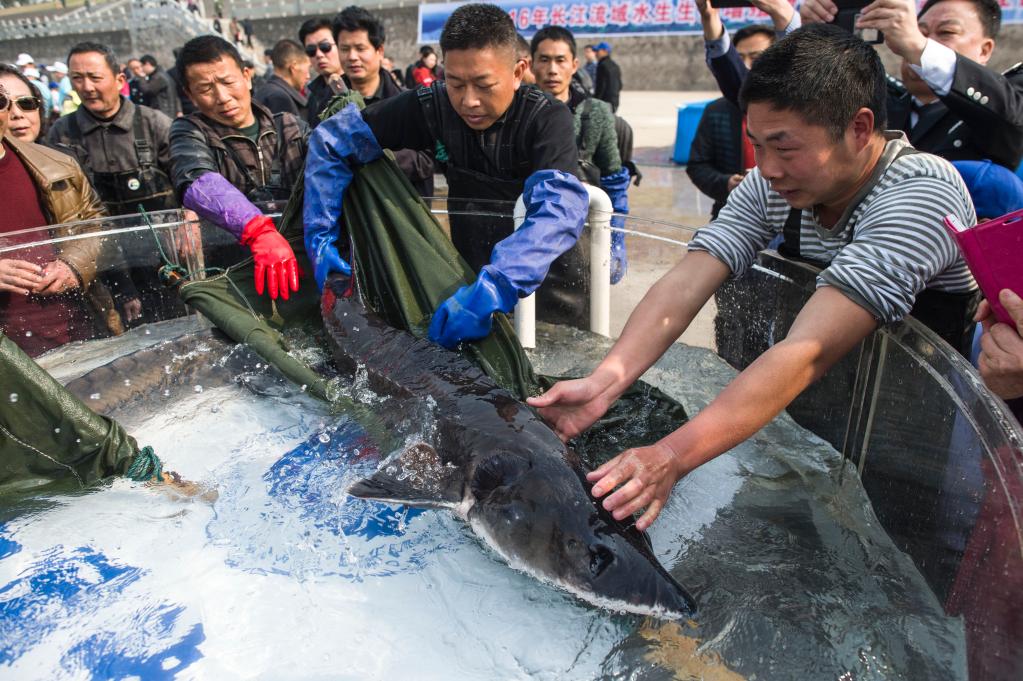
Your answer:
[300,17,342,127]
[255,39,311,121]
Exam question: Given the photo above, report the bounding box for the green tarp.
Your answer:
[0,333,161,499]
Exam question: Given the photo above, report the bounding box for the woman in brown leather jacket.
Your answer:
[1,77,124,355]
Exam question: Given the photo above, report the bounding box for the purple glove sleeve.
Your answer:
[183,172,262,241]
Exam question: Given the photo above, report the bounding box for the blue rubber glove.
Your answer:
[428,267,519,348]
[601,167,631,285]
[429,169,588,348]
[488,169,589,295]
[304,102,384,289]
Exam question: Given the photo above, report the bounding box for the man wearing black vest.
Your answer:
[170,36,309,300]
[305,3,588,348]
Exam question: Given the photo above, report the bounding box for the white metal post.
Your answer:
[513,186,613,349]
[512,196,534,348]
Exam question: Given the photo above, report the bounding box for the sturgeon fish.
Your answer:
[322,279,697,620]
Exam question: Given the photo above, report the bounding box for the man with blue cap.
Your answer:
[304,3,589,349]
[593,42,622,113]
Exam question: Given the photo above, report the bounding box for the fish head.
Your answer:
[466,448,697,620]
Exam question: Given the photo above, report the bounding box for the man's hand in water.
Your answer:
[587,442,684,531]
[526,371,619,441]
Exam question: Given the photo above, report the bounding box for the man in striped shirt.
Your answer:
[528,24,978,531]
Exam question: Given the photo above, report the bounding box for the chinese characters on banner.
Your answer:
[417,0,1023,42]
[418,0,777,42]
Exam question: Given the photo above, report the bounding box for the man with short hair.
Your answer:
[300,17,342,127]
[583,44,598,85]
[136,55,182,119]
[529,25,979,531]
[255,39,311,120]
[170,35,309,300]
[49,43,176,217]
[593,41,621,112]
[688,24,776,218]
[515,34,535,85]
[531,25,630,284]
[49,42,178,323]
[802,0,1023,169]
[330,5,434,197]
[306,3,588,348]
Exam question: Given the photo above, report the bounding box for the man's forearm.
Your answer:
[661,286,877,473]
[593,251,731,396]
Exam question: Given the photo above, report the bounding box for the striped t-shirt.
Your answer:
[688,135,978,324]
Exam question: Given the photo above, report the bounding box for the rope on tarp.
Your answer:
[124,445,164,482]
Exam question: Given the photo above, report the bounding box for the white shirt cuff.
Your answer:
[705,29,731,61]
[908,39,957,97]
[779,12,801,36]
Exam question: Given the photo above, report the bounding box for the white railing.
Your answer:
[513,185,612,349]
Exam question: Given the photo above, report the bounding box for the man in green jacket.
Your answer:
[530,25,630,283]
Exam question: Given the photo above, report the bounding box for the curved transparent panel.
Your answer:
[1,210,1020,679]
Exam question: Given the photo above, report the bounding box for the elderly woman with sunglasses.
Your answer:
[0,68,123,356]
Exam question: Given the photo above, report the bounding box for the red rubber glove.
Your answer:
[239,215,300,300]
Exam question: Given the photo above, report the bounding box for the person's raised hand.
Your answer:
[33,260,79,296]
[727,173,746,192]
[978,289,1023,400]
[586,441,685,531]
[749,0,795,29]
[0,259,43,295]
[857,0,928,63]
[800,0,838,24]
[693,0,724,40]
[526,373,617,442]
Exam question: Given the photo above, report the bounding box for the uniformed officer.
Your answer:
[305,3,589,347]
[48,41,180,325]
[802,0,1023,170]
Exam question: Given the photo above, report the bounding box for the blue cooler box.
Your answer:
[673,100,712,165]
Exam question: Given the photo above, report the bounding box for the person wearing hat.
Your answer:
[593,41,621,112]
[49,61,74,116]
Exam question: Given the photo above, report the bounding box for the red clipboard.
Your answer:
[943,208,1023,326]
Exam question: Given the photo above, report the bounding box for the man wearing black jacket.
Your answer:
[332,5,434,197]
[137,55,181,119]
[254,40,311,121]
[593,41,621,112]
[802,0,1023,169]
[300,18,342,127]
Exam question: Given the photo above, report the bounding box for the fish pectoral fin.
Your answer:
[347,442,463,509]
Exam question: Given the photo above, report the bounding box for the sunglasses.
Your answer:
[304,41,334,57]
[0,92,41,112]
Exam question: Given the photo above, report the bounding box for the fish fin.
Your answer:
[347,442,463,509]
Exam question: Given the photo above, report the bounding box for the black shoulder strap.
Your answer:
[779,143,923,258]
[577,98,593,157]
[269,112,287,188]
[417,84,443,146]
[779,207,803,259]
[132,105,155,170]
